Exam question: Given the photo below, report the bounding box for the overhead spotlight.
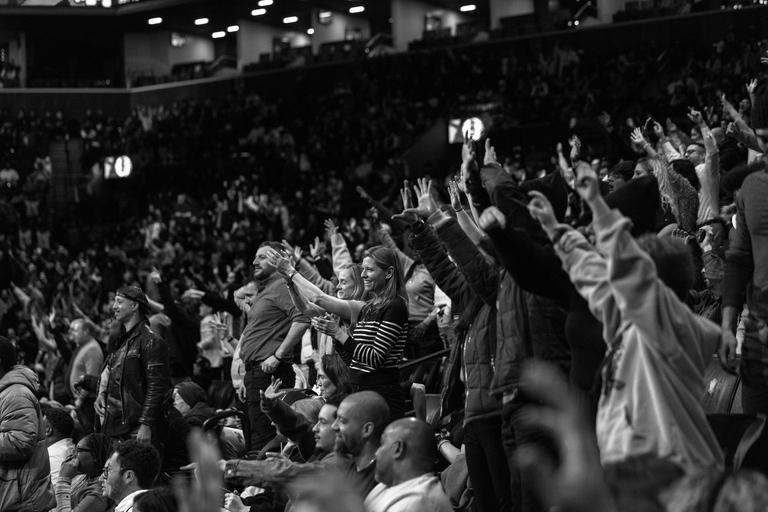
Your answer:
[349,6,365,13]
[460,4,476,11]
[258,0,273,5]
[283,16,298,23]
[227,25,239,32]
[212,31,226,38]
[574,20,580,25]
[252,8,266,16]
[195,18,209,25]
[307,28,315,35]
[148,17,162,25]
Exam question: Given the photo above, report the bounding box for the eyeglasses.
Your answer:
[102,464,119,477]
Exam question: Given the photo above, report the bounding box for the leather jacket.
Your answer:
[102,321,170,436]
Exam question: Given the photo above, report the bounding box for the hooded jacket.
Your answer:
[0,365,56,512]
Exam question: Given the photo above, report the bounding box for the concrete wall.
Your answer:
[391,0,473,51]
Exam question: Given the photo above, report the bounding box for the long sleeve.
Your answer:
[331,233,353,275]
[297,258,335,296]
[0,389,39,460]
[261,399,315,460]
[201,291,241,318]
[377,226,414,276]
[665,162,699,233]
[340,300,407,369]
[225,453,350,487]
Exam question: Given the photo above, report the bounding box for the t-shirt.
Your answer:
[364,474,453,512]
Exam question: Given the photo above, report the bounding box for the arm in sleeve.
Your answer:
[297,258,335,296]
[662,141,683,162]
[138,335,170,427]
[409,222,471,309]
[340,301,407,369]
[331,233,353,276]
[261,399,314,458]
[377,226,414,275]
[0,391,39,460]
[198,318,216,350]
[201,291,241,318]
[225,454,345,487]
[291,273,355,320]
[476,164,532,225]
[723,190,753,312]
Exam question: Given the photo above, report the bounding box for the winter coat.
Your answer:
[0,365,56,512]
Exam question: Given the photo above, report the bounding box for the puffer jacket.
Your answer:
[0,365,55,512]
[433,211,570,397]
[102,321,170,436]
[411,215,500,423]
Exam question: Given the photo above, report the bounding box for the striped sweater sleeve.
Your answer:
[341,300,407,369]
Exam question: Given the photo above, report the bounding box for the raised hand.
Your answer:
[264,248,294,276]
[448,179,463,211]
[393,180,419,224]
[630,127,647,147]
[462,138,476,167]
[182,289,205,301]
[484,138,499,166]
[725,122,746,142]
[356,185,372,202]
[173,430,224,512]
[746,78,758,96]
[478,206,507,231]
[687,107,704,126]
[574,162,600,203]
[324,219,338,238]
[262,377,287,401]
[527,191,558,232]
[412,177,438,217]
[721,93,739,121]
[281,240,301,265]
[309,236,326,260]
[652,121,665,139]
[568,135,581,163]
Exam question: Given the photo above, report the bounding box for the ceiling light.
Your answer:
[307,28,315,35]
[148,17,162,25]
[227,25,239,32]
[212,31,225,38]
[319,11,332,19]
[283,16,298,24]
[251,8,266,16]
[460,4,476,12]
[349,6,365,14]
[195,18,209,25]
[258,0,273,5]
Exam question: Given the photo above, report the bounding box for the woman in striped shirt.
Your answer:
[268,246,408,419]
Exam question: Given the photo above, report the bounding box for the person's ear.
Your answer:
[123,469,135,485]
[385,267,394,280]
[362,421,374,439]
[393,439,405,460]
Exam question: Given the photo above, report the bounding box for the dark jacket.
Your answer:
[0,365,56,512]
[102,321,170,436]
[410,217,500,424]
[261,398,317,462]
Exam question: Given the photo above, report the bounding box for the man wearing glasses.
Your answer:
[101,440,160,512]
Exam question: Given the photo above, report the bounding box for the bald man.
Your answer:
[365,417,451,511]
[332,390,390,498]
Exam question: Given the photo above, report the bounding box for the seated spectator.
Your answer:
[102,440,162,511]
[54,433,113,512]
[365,417,452,512]
[316,353,353,402]
[44,406,76,486]
[134,487,179,512]
[172,382,217,429]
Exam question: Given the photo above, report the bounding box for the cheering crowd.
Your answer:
[4,26,768,512]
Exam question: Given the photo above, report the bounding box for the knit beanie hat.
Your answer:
[605,175,660,237]
[175,382,207,408]
[520,169,569,222]
[0,336,15,372]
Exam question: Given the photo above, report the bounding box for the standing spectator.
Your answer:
[0,336,55,511]
[67,319,104,434]
[197,301,223,382]
[44,407,76,486]
[101,440,161,512]
[365,418,452,512]
[95,286,170,448]
[239,242,309,454]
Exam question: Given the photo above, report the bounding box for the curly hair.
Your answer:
[636,157,677,215]
[45,407,75,438]
[114,440,161,489]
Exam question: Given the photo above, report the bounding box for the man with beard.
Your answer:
[101,440,160,512]
[240,242,309,454]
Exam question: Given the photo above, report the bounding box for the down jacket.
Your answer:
[410,217,500,423]
[0,365,55,512]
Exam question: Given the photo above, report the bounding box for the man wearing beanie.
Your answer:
[172,381,217,429]
[95,286,170,447]
[0,336,56,511]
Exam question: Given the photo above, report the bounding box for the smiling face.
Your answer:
[317,371,337,400]
[360,256,389,294]
[112,295,137,323]
[252,247,276,281]
[332,401,365,455]
[313,404,338,454]
[336,268,356,299]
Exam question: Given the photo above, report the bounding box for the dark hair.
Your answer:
[721,160,766,197]
[320,353,353,402]
[636,234,696,301]
[45,408,75,438]
[114,440,161,489]
[671,159,701,192]
[608,161,636,182]
[0,336,16,372]
[84,433,113,470]
[259,240,284,252]
[133,487,178,512]
[360,246,406,317]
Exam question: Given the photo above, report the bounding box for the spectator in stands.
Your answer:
[96,286,170,448]
[101,440,161,512]
[67,318,104,434]
[172,381,217,429]
[316,353,353,403]
[197,300,224,381]
[365,417,452,512]
[134,487,178,512]
[54,433,113,512]
[0,336,55,511]
[44,406,76,486]
[283,247,408,419]
[607,161,635,192]
[239,242,309,454]
[526,162,723,473]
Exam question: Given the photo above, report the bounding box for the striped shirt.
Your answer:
[337,297,408,379]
